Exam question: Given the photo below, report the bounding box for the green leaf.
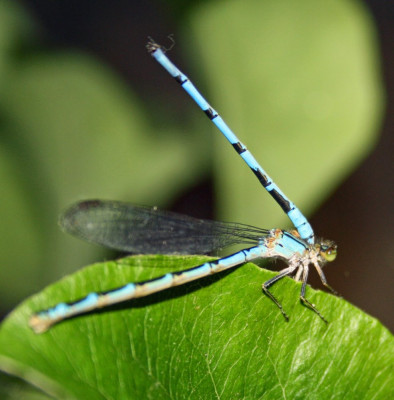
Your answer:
[0,255,392,399]
[0,0,208,307]
[0,372,51,400]
[184,0,384,227]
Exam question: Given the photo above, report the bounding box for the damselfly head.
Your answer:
[318,240,337,262]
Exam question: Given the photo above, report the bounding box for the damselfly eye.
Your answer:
[320,244,337,262]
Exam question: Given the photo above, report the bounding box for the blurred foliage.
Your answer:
[185,0,383,225]
[0,1,208,306]
[0,372,51,400]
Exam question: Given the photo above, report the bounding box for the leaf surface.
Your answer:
[0,255,392,399]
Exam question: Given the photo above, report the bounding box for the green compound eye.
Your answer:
[321,245,337,262]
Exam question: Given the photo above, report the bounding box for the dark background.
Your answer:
[13,0,394,331]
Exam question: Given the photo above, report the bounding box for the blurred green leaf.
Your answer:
[0,0,36,89]
[0,255,392,399]
[0,1,207,306]
[0,372,51,400]
[0,145,44,302]
[185,0,384,226]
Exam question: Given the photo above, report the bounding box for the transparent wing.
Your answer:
[59,200,270,254]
